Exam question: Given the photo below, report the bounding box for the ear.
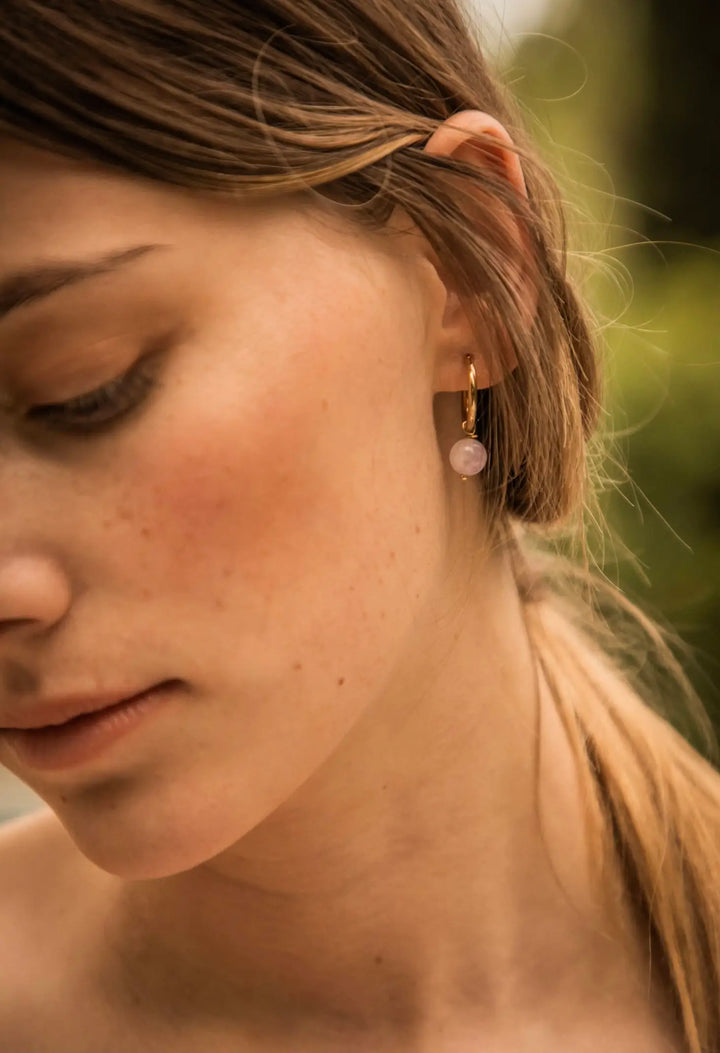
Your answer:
[421,110,537,394]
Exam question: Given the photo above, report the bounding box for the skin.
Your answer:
[0,114,683,1051]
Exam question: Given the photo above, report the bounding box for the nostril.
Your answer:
[0,618,37,635]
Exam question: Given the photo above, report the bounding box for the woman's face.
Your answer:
[0,138,462,877]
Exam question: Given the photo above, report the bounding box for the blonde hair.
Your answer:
[1,0,718,1046]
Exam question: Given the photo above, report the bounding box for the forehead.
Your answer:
[0,138,219,261]
[0,137,364,274]
[0,136,410,342]
[0,137,321,275]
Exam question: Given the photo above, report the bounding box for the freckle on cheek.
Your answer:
[135,407,331,593]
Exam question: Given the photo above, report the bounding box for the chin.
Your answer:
[51,783,262,881]
[73,831,225,881]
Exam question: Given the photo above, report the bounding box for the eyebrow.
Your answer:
[0,243,168,324]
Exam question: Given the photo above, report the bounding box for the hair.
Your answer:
[1,1,719,1048]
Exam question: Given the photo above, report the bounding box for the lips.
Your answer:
[0,680,177,730]
[0,680,181,771]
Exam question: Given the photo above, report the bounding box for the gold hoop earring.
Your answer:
[448,354,488,481]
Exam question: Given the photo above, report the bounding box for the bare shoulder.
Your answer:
[0,802,69,855]
[0,809,111,1051]
[0,806,88,909]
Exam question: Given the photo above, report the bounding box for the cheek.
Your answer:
[113,352,443,664]
[113,239,443,618]
[129,386,345,603]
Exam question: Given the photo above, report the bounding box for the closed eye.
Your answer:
[26,353,161,434]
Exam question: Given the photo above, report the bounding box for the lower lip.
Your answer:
[1,682,179,772]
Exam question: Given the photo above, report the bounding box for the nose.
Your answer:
[0,553,72,637]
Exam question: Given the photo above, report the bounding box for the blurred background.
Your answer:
[492,0,715,716]
[474,0,720,726]
[1,0,718,821]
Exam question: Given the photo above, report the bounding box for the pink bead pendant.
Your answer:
[449,437,488,479]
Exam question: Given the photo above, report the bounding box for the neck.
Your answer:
[102,541,647,1045]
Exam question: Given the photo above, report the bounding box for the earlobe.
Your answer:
[431,282,517,393]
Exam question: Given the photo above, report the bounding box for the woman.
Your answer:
[0,1,717,1050]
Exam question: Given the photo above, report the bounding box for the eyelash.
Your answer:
[26,356,160,434]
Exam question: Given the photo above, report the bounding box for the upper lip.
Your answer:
[0,685,162,731]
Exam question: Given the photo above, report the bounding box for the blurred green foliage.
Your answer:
[504,0,720,724]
